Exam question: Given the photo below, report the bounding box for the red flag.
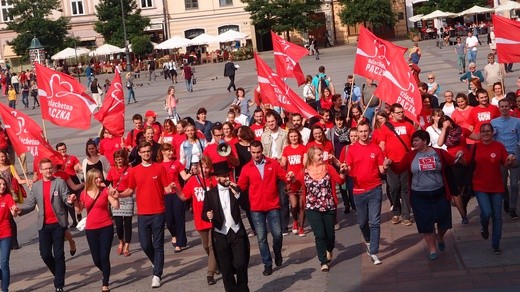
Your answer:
[271,31,308,86]
[374,44,422,124]
[35,63,97,130]
[492,14,520,63]
[0,103,58,158]
[354,26,403,82]
[255,53,319,119]
[94,70,125,136]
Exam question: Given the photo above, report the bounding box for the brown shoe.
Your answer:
[391,216,400,224]
[402,219,412,226]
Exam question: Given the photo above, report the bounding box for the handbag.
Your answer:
[192,77,197,85]
[462,144,477,198]
[77,191,101,231]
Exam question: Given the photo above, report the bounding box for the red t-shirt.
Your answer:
[125,128,144,148]
[43,180,59,224]
[161,132,175,145]
[81,189,113,230]
[145,122,162,142]
[106,166,131,191]
[381,120,414,162]
[451,107,476,144]
[128,163,170,215]
[58,155,80,177]
[172,134,187,158]
[472,141,508,193]
[320,97,333,110]
[161,160,184,186]
[0,131,8,151]
[53,171,70,182]
[282,144,306,174]
[445,127,471,158]
[182,176,214,231]
[0,194,15,238]
[469,105,500,134]
[345,142,384,194]
[250,123,265,141]
[418,109,432,129]
[99,136,122,166]
[307,141,334,161]
[371,128,384,146]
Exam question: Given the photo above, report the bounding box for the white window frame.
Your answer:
[219,0,233,7]
[185,0,198,9]
[0,0,13,23]
[140,0,154,9]
[70,0,85,16]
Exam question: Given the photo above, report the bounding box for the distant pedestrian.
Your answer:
[224,56,237,92]
[183,63,194,92]
[454,37,466,74]
[125,73,137,104]
[148,58,156,82]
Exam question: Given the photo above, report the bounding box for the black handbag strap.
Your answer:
[385,122,410,152]
[85,190,102,214]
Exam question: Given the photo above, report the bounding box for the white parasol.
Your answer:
[215,30,248,42]
[190,33,219,46]
[89,44,125,56]
[458,5,495,16]
[155,36,192,50]
[51,47,91,60]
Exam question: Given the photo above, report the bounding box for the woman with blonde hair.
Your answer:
[294,145,346,271]
[75,169,119,292]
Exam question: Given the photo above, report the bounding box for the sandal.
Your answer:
[123,250,132,257]
[174,246,182,253]
[70,240,77,256]
[117,246,123,255]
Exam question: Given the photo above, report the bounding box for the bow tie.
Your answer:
[218,185,229,192]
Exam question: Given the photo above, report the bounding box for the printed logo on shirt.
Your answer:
[194,187,205,202]
[287,155,302,165]
[491,153,496,158]
[370,153,376,159]
[418,157,437,171]
[477,111,491,122]
[394,126,407,136]
[268,167,273,171]
[323,152,329,160]
[53,191,59,196]
[255,129,263,137]
[0,202,5,208]
[152,176,158,179]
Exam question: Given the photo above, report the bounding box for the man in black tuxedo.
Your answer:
[202,162,250,292]
[223,56,237,92]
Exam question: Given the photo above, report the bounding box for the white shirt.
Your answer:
[466,36,479,51]
[214,185,240,235]
[270,132,279,158]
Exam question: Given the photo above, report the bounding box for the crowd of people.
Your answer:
[0,40,519,291]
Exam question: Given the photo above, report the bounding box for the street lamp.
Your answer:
[120,0,132,72]
[28,36,45,65]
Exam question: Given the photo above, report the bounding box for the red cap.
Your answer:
[145,110,157,118]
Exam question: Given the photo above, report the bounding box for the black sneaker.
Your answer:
[510,210,519,220]
[480,226,489,240]
[263,264,273,276]
[492,247,502,255]
[207,276,216,285]
[274,251,283,267]
[504,201,510,213]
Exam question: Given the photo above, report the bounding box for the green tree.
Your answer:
[6,0,72,60]
[241,0,322,39]
[339,0,395,30]
[94,0,150,48]
[130,35,153,58]
[415,0,487,15]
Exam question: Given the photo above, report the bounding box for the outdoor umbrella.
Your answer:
[458,5,495,16]
[190,33,219,46]
[215,30,248,42]
[51,47,90,60]
[408,14,424,22]
[493,1,520,13]
[155,36,192,50]
[89,44,124,56]
[421,10,457,20]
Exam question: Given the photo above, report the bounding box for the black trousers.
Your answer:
[212,228,250,292]
[227,75,236,92]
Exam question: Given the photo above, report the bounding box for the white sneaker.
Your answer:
[320,264,329,272]
[370,254,382,265]
[151,275,161,288]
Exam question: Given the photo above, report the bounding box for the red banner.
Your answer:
[271,31,308,86]
[354,26,403,82]
[94,70,125,136]
[492,14,520,63]
[255,53,319,119]
[35,63,97,130]
[374,42,422,124]
[0,103,58,158]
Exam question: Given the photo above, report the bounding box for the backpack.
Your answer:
[316,74,328,97]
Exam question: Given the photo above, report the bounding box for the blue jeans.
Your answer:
[0,237,11,292]
[38,223,66,289]
[85,225,114,286]
[185,78,193,92]
[457,55,466,71]
[127,87,136,103]
[87,76,92,89]
[21,91,29,108]
[467,50,477,64]
[250,209,282,266]
[475,192,502,248]
[138,214,165,278]
[353,186,382,255]
[8,100,15,109]
[305,209,335,265]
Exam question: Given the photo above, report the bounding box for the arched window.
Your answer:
[184,29,205,39]
[218,25,239,35]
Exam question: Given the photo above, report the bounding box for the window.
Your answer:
[185,0,198,9]
[219,0,232,6]
[140,0,153,8]
[218,25,239,35]
[71,0,84,16]
[0,0,13,22]
[185,29,204,39]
